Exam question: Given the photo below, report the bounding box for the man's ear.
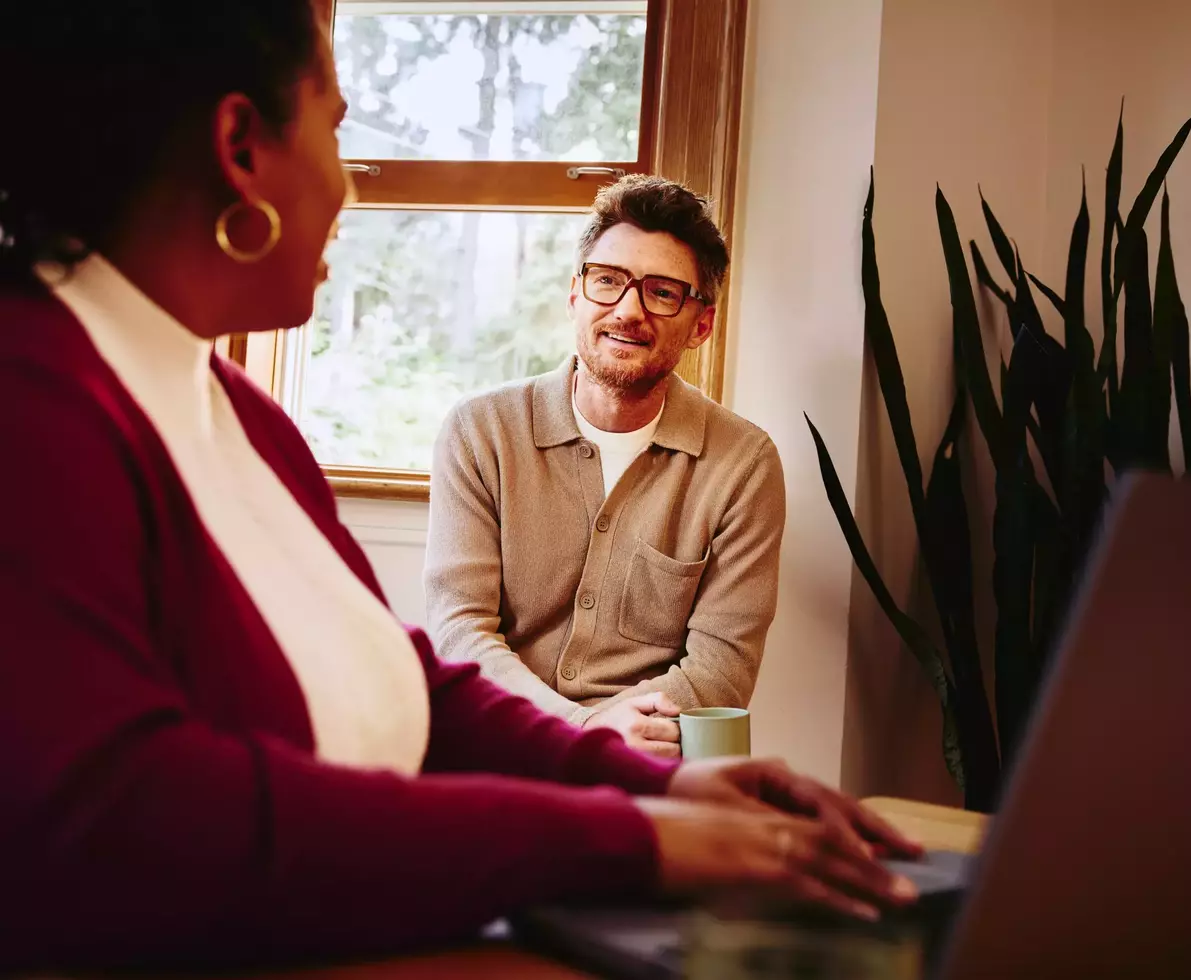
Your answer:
[212,93,265,199]
[686,304,716,350]
[566,274,581,319]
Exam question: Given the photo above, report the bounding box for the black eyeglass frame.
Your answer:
[578,262,708,318]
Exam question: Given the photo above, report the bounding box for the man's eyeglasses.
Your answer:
[579,263,707,318]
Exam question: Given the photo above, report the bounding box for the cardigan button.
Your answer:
[579,592,596,609]
[595,516,610,532]
[579,442,594,459]
[561,666,577,681]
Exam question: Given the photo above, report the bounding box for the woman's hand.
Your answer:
[666,757,924,859]
[634,797,919,922]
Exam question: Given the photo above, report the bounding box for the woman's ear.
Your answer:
[212,93,265,198]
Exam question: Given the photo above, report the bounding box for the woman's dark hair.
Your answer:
[576,174,730,305]
[0,1,320,282]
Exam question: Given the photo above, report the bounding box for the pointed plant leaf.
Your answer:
[1114,115,1191,301]
[1027,483,1068,744]
[1025,411,1053,492]
[805,414,966,789]
[941,719,966,795]
[1002,320,1034,460]
[1012,247,1072,496]
[1060,175,1107,549]
[805,415,951,691]
[981,187,1019,284]
[1099,108,1124,404]
[971,241,1014,311]
[938,187,1004,468]
[923,395,1001,807]
[1118,227,1166,469]
[1064,177,1096,379]
[1148,192,1176,466]
[1171,290,1191,474]
[870,172,975,662]
[862,170,928,525]
[1155,188,1187,468]
[1027,273,1066,318]
[992,458,1038,770]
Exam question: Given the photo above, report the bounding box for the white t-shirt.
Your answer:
[572,389,664,496]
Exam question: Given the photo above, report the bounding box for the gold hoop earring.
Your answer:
[215,198,282,264]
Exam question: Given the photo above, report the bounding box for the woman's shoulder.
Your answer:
[0,288,160,584]
[0,283,89,362]
[0,286,156,452]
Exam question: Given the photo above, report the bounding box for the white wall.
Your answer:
[721,0,885,783]
[338,498,429,626]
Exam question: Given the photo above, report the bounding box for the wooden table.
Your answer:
[861,796,989,856]
[243,798,988,980]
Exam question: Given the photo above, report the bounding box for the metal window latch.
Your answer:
[342,163,381,177]
[566,166,627,180]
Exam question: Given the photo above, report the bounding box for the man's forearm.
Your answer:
[425,409,595,725]
[592,642,749,715]
[437,623,596,726]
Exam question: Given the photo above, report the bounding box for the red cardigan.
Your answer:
[0,285,678,970]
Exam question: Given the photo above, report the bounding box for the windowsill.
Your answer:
[324,466,430,503]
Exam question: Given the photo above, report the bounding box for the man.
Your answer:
[425,175,785,757]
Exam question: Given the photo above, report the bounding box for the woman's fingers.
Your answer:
[791,874,882,923]
[637,798,920,923]
[807,850,918,907]
[777,815,918,908]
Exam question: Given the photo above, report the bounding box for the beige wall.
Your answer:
[842,0,1191,802]
[842,0,1055,804]
[723,0,885,782]
[1041,0,1191,334]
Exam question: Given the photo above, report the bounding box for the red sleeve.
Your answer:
[0,358,662,971]
[414,633,680,792]
[217,356,681,796]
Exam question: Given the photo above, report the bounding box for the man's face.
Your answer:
[568,223,716,391]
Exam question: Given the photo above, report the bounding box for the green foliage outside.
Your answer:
[299,13,646,470]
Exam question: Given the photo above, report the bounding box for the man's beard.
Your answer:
[577,329,681,393]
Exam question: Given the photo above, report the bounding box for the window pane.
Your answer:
[334,7,648,162]
[297,209,587,471]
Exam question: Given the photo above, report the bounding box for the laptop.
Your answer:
[516,849,972,979]
[515,473,1191,978]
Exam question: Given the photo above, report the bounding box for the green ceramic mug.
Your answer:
[679,707,751,760]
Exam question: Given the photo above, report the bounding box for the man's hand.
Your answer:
[584,692,681,758]
[666,757,924,859]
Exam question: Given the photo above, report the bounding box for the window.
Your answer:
[293,209,590,471]
[235,0,748,499]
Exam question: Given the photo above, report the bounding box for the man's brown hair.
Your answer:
[576,174,729,305]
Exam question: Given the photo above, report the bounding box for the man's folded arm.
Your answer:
[424,406,596,726]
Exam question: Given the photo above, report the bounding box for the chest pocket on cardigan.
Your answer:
[618,537,710,648]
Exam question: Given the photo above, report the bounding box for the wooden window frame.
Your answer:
[232,0,749,501]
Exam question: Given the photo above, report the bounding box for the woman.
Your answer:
[0,1,919,970]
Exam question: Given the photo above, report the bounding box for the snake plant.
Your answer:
[808,110,1191,811]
